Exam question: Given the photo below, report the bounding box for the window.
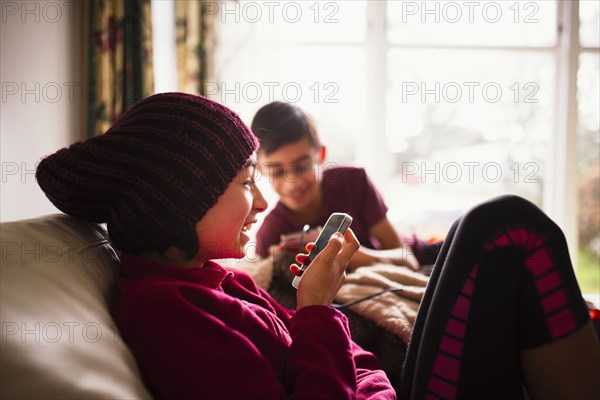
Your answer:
[213,0,599,293]
[576,1,600,293]
[214,1,367,164]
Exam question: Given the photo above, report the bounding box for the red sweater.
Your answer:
[256,167,389,257]
[112,254,396,400]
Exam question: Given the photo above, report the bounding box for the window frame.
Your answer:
[361,0,598,270]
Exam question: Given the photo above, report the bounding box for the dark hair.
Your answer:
[250,102,321,156]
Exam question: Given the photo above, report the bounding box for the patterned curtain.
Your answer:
[175,0,216,95]
[84,0,154,138]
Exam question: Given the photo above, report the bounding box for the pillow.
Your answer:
[0,214,152,399]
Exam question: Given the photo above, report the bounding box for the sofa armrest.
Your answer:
[1,214,152,399]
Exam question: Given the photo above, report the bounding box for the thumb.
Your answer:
[316,232,344,263]
[336,228,360,265]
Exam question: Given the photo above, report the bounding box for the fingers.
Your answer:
[326,231,344,253]
[294,231,351,309]
[291,243,314,277]
[309,229,357,264]
[289,264,301,276]
[290,229,359,278]
[337,229,360,264]
[324,229,360,266]
[291,244,314,266]
[295,253,308,265]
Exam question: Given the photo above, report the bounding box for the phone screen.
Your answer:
[305,221,345,264]
[292,213,352,289]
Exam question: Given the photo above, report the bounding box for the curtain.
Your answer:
[175,0,215,95]
[84,0,154,138]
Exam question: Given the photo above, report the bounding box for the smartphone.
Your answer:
[292,212,353,289]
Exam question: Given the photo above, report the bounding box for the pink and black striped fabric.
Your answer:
[400,195,590,400]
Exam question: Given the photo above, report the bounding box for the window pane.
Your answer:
[580,0,600,48]
[577,52,600,294]
[216,44,365,164]
[388,0,557,47]
[385,49,555,235]
[216,0,366,44]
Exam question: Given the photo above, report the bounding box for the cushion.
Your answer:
[0,214,152,399]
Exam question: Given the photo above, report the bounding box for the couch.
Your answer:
[1,214,153,399]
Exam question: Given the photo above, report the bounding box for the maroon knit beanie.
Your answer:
[36,92,259,258]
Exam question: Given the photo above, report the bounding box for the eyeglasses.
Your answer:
[262,157,319,181]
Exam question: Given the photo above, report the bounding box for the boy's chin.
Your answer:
[228,247,247,260]
[207,248,246,261]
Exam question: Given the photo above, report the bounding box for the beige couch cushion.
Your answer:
[1,214,152,399]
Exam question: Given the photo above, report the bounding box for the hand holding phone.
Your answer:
[292,213,353,289]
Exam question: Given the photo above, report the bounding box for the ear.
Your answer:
[318,145,327,163]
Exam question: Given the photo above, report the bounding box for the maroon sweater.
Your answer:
[112,254,396,399]
[256,167,389,258]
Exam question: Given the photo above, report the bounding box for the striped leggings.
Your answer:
[399,195,590,399]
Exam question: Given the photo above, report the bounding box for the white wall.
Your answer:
[1,1,81,222]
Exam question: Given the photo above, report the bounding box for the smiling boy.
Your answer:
[251,101,420,270]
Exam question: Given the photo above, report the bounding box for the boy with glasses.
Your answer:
[251,101,428,270]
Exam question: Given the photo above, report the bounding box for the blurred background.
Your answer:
[1,0,598,294]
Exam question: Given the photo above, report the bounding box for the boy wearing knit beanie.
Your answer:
[35,92,395,399]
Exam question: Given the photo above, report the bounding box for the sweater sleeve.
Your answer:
[116,280,395,400]
[287,306,396,400]
[228,273,396,399]
[240,274,396,400]
[115,284,287,400]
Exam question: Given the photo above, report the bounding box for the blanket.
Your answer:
[334,265,429,343]
[228,255,429,345]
